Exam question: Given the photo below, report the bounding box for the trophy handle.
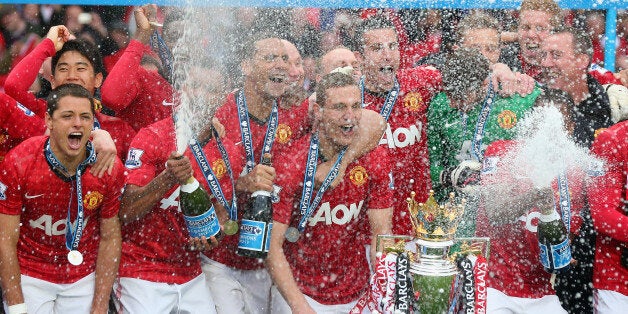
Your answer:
[376,234,414,253]
[455,237,491,259]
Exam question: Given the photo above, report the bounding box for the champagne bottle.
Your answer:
[237,153,273,258]
[180,177,223,240]
[537,189,571,274]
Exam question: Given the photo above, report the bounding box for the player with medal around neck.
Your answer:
[0,83,124,314]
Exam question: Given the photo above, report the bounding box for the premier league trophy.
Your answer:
[406,190,465,313]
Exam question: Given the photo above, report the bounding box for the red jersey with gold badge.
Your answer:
[122,116,244,283]
[273,134,393,305]
[0,136,123,283]
[362,66,442,236]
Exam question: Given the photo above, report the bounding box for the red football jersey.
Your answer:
[101,40,175,131]
[210,92,310,270]
[0,136,123,284]
[588,122,628,296]
[0,92,46,162]
[122,116,243,284]
[362,66,442,236]
[273,135,394,305]
[3,38,136,161]
[478,140,585,298]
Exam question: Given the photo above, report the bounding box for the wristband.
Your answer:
[8,303,27,314]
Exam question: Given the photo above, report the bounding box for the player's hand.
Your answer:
[491,63,535,97]
[440,160,482,193]
[236,164,275,194]
[90,129,116,178]
[46,25,74,51]
[188,235,220,251]
[616,69,628,87]
[604,84,628,123]
[212,117,226,138]
[133,4,159,44]
[165,152,194,185]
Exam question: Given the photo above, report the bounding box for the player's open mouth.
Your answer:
[341,125,355,134]
[68,132,83,150]
[525,43,539,50]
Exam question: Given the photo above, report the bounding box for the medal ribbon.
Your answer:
[557,172,571,233]
[150,30,174,82]
[44,139,96,252]
[296,132,346,233]
[235,89,279,174]
[470,80,496,161]
[359,76,400,121]
[188,127,237,221]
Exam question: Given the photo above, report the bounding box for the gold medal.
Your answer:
[285,227,300,243]
[224,220,239,236]
[67,250,83,266]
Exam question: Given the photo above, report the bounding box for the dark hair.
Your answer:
[355,15,397,54]
[441,47,490,101]
[47,83,95,116]
[51,39,104,76]
[316,72,357,105]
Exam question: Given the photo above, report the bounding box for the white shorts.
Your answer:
[594,289,628,314]
[201,256,271,314]
[114,274,216,314]
[3,273,96,314]
[270,285,358,314]
[488,287,567,314]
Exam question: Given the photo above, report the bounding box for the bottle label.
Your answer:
[183,205,221,238]
[264,222,273,253]
[550,238,571,269]
[538,238,571,270]
[238,219,267,251]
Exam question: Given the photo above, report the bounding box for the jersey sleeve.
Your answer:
[588,126,628,243]
[0,148,25,215]
[124,127,162,187]
[4,39,55,118]
[101,40,148,113]
[0,93,45,140]
[366,147,393,210]
[99,158,124,219]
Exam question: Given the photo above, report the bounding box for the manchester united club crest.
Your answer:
[212,159,227,179]
[349,165,368,187]
[83,191,104,211]
[403,92,423,112]
[497,110,517,129]
[276,124,293,144]
[0,134,8,145]
[593,128,607,139]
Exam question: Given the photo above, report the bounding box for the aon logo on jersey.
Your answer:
[379,122,422,148]
[308,200,364,226]
[30,215,90,236]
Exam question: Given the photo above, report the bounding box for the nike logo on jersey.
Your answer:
[444,121,458,128]
[379,122,422,149]
[162,100,175,106]
[25,193,45,199]
[308,200,364,226]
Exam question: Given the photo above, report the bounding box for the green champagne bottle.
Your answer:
[180,177,223,239]
[237,154,273,258]
[537,192,571,274]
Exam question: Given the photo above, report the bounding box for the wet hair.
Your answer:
[47,83,95,116]
[51,39,104,76]
[552,25,594,59]
[441,47,490,101]
[316,72,357,106]
[520,0,562,28]
[456,12,501,44]
[355,15,397,54]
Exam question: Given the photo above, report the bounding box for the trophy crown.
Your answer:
[407,190,466,241]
